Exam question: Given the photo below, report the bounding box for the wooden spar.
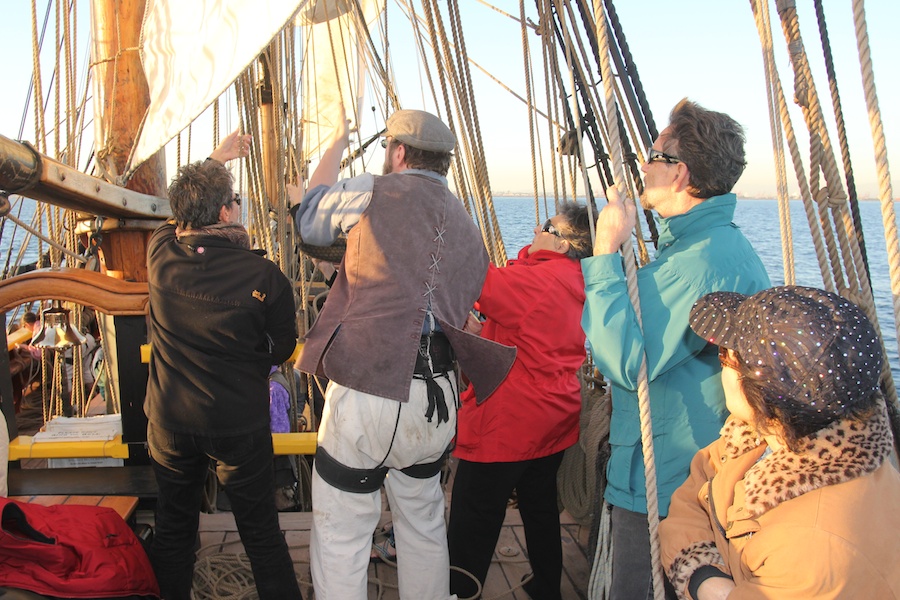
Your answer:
[90,0,168,283]
[258,53,279,209]
[0,134,170,220]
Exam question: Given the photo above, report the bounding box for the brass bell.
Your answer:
[31,301,87,350]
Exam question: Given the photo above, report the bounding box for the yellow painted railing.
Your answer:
[8,432,318,460]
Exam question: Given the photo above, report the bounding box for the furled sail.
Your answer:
[131,0,309,174]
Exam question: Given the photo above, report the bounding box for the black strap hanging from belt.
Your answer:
[414,332,455,425]
[421,372,450,424]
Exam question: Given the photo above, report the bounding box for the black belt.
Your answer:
[414,332,455,375]
[315,446,449,494]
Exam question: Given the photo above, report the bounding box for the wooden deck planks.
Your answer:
[192,507,590,598]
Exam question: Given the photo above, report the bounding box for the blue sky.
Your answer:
[1,0,897,199]
[456,0,899,199]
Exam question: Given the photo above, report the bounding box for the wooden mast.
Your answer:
[90,0,167,283]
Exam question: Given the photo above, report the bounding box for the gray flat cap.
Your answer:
[385,109,456,153]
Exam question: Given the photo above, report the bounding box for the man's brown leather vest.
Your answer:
[298,172,515,402]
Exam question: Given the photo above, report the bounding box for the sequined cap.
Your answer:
[689,286,883,423]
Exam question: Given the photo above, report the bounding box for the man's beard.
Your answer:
[639,188,656,212]
[382,157,393,175]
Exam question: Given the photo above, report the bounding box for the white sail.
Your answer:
[300,0,384,160]
[131,0,309,173]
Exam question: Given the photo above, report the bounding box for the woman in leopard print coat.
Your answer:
[660,286,900,599]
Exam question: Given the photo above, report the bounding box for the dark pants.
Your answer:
[148,422,302,600]
[448,452,565,600]
[609,505,676,600]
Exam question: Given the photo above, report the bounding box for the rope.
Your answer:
[851,0,900,451]
[590,0,664,597]
[753,0,833,292]
[752,0,795,284]
[813,0,869,273]
[587,501,612,600]
[557,371,610,528]
[519,0,540,214]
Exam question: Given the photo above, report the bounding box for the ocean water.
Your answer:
[4,196,900,378]
[491,196,900,380]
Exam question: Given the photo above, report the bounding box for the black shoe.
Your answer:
[521,573,537,599]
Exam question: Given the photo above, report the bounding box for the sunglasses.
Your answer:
[381,137,391,149]
[718,346,742,372]
[232,193,241,207]
[647,147,681,165]
[541,218,563,238]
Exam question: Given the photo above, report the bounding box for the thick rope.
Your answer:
[590,0,664,598]
[752,0,795,284]
[775,3,893,416]
[557,373,610,528]
[851,0,900,451]
[814,0,869,272]
[753,0,833,292]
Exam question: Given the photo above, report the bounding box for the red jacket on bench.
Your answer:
[0,497,159,598]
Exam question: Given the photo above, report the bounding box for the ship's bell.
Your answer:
[31,301,87,350]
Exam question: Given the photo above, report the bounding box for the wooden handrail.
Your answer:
[0,268,148,315]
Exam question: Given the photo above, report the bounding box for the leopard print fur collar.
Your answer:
[720,402,892,517]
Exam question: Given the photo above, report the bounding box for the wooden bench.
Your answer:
[9,494,139,521]
[8,465,159,498]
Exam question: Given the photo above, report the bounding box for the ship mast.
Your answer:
[90,0,168,283]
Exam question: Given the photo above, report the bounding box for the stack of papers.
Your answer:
[32,414,123,442]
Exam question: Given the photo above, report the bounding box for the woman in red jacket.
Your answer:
[448,201,597,600]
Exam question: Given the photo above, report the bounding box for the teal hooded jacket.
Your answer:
[581,194,770,516]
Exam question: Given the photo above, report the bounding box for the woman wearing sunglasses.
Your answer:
[448,201,597,600]
[661,286,900,599]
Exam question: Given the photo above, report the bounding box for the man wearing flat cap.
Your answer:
[289,109,514,600]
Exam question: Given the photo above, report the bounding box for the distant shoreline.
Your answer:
[487,192,897,202]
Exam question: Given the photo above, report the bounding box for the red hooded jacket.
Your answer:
[454,247,586,462]
[0,497,159,598]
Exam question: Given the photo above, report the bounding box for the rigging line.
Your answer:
[30,0,47,154]
[20,0,53,140]
[350,0,399,111]
[602,0,657,144]
[752,0,795,285]
[545,0,607,204]
[756,0,833,292]
[472,0,540,31]
[448,0,499,235]
[518,0,540,213]
[813,0,870,278]
[851,0,900,453]
[399,0,556,126]
[554,0,593,205]
[549,0,600,204]
[594,0,658,246]
[419,0,481,238]
[559,0,616,194]
[778,1,878,349]
[0,209,87,265]
[591,0,665,597]
[775,2,848,291]
[542,9,567,206]
[64,0,76,164]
